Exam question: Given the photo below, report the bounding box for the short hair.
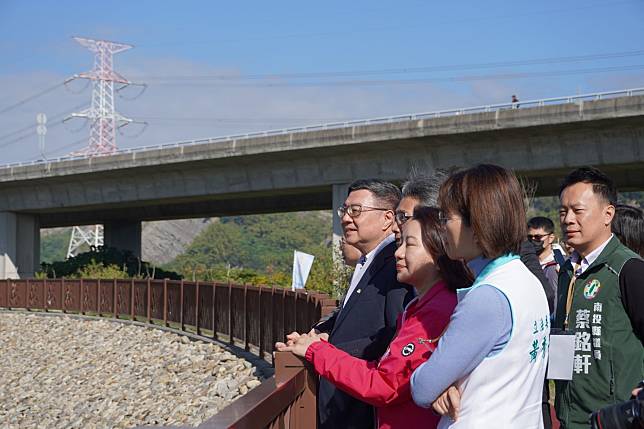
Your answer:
[558,166,617,205]
[527,216,555,234]
[438,164,527,258]
[348,179,401,210]
[612,204,644,257]
[413,206,473,291]
[401,170,447,208]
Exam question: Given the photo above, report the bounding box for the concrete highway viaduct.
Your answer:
[1,92,644,278]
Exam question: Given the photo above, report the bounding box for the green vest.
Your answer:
[554,236,644,429]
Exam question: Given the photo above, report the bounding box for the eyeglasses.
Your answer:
[438,211,450,225]
[337,204,390,218]
[395,211,413,225]
[438,210,468,225]
[527,233,552,241]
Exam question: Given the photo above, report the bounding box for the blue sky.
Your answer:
[1,0,643,163]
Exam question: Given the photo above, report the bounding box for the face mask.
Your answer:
[531,239,545,255]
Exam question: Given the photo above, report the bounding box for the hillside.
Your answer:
[40,219,214,265]
[163,211,335,290]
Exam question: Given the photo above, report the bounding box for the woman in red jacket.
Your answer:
[277,207,472,429]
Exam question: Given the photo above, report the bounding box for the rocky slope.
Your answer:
[0,312,262,428]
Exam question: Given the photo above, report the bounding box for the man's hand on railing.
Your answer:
[283,329,329,347]
[284,331,302,346]
[275,332,325,357]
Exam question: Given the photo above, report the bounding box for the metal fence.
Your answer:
[2,87,643,170]
[0,278,336,363]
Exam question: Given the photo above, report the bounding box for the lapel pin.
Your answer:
[356,289,362,294]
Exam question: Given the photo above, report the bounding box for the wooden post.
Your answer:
[97,279,101,317]
[258,285,264,359]
[212,282,217,340]
[180,279,184,331]
[80,279,84,315]
[228,281,233,345]
[274,352,318,428]
[243,283,249,351]
[113,279,118,319]
[271,286,276,360]
[25,279,30,311]
[130,278,135,321]
[163,279,168,327]
[43,279,48,312]
[195,281,201,335]
[146,278,151,324]
[61,278,66,313]
[282,288,287,341]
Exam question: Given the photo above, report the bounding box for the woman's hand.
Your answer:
[432,385,461,421]
[275,332,324,357]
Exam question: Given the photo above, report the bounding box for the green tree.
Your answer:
[40,228,72,263]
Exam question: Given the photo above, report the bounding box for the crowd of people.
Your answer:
[276,164,644,429]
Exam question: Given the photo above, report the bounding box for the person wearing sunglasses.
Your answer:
[527,216,560,310]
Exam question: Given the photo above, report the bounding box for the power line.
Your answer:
[135,49,644,82]
[0,82,65,115]
[144,64,644,88]
[49,137,88,155]
[136,115,360,123]
[25,137,88,162]
[0,102,88,143]
[0,114,83,149]
[136,0,638,49]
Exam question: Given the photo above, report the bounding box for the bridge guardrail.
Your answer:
[2,87,643,169]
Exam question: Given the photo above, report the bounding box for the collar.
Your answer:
[570,234,614,275]
[540,251,555,268]
[404,279,448,318]
[466,255,491,277]
[362,234,395,266]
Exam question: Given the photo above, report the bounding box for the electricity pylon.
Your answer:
[64,37,142,258]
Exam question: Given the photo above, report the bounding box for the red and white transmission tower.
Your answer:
[64,37,143,258]
[65,36,136,154]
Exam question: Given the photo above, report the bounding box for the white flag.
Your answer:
[292,250,315,291]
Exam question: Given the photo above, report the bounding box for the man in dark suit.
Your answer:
[312,179,415,429]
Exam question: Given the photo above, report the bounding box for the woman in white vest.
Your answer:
[410,164,550,429]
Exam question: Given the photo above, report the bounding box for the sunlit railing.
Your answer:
[0,278,336,363]
[1,278,331,428]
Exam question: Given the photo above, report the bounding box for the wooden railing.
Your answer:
[196,352,317,429]
[0,278,333,428]
[0,278,336,363]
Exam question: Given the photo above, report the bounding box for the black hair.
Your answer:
[559,167,617,205]
[527,216,555,234]
[348,179,401,210]
[401,170,447,208]
[612,204,644,257]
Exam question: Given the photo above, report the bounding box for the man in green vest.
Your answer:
[554,166,644,429]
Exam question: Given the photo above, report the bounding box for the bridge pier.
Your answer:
[0,212,40,279]
[104,220,142,259]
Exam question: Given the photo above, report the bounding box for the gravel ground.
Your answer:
[0,312,262,429]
